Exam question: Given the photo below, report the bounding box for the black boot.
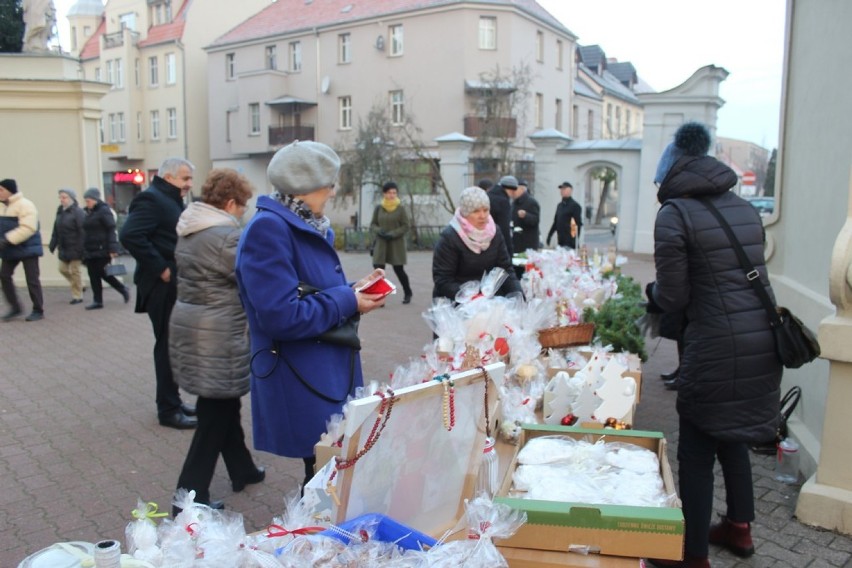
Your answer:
[301,456,316,496]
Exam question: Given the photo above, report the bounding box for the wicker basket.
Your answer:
[538,323,596,348]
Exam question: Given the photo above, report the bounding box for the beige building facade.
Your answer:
[72,0,272,211]
[205,0,577,223]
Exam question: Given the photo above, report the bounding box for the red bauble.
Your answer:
[494,337,510,357]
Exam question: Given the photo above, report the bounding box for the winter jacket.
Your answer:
[169,202,249,399]
[651,154,782,443]
[432,224,521,301]
[119,176,185,312]
[547,196,583,248]
[0,192,43,261]
[236,195,362,458]
[511,191,541,253]
[370,203,409,266]
[49,203,85,261]
[82,201,119,261]
[487,185,513,257]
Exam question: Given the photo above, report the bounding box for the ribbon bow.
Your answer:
[131,502,168,525]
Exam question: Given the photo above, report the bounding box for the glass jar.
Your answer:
[774,438,800,484]
[476,436,499,498]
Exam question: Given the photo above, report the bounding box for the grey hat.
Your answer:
[498,175,518,189]
[58,188,77,202]
[267,140,341,195]
[458,186,491,217]
[83,187,101,201]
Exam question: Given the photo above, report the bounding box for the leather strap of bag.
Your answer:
[698,198,783,328]
[278,343,356,404]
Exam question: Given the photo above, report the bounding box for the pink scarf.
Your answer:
[449,209,496,254]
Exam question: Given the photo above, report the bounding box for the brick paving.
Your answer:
[1,236,850,567]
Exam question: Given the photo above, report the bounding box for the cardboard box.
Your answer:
[498,546,644,568]
[495,424,683,560]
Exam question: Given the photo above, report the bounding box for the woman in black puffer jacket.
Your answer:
[82,188,129,309]
[645,123,782,568]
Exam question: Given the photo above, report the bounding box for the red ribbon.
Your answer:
[266,524,326,538]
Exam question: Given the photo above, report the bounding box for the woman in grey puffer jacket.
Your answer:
[170,169,264,512]
[645,123,782,568]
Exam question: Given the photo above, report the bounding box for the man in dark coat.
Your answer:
[119,158,197,430]
[645,122,781,568]
[511,179,540,279]
[488,175,516,257]
[546,181,583,248]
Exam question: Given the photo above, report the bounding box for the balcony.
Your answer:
[269,125,315,147]
[463,115,517,138]
[103,30,139,49]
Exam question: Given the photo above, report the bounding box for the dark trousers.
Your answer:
[85,257,126,303]
[0,256,43,313]
[145,279,183,416]
[373,263,412,297]
[176,396,257,503]
[678,416,755,558]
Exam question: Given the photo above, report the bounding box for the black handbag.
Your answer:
[104,262,127,276]
[700,199,820,369]
[297,282,361,350]
[751,385,802,454]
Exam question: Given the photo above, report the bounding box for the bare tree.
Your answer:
[592,166,617,224]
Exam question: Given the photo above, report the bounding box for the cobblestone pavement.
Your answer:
[2,240,850,566]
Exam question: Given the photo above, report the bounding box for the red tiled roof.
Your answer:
[137,0,189,47]
[210,0,572,48]
[79,18,105,61]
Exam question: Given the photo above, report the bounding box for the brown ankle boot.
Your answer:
[709,516,755,557]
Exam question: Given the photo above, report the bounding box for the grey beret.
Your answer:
[58,188,77,202]
[458,186,491,217]
[499,175,518,189]
[267,140,341,195]
[83,187,101,201]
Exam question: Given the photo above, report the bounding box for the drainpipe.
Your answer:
[178,40,189,163]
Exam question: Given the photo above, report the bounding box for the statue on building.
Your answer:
[22,0,57,52]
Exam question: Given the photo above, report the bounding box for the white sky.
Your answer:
[53,0,785,148]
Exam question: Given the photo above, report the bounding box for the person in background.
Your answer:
[370,181,413,304]
[120,159,197,430]
[476,178,493,191]
[82,188,129,310]
[487,175,516,258]
[645,122,781,568]
[432,186,521,302]
[511,178,541,279]
[49,188,85,305]
[171,169,264,515]
[236,141,386,492]
[0,178,44,322]
[546,181,583,249]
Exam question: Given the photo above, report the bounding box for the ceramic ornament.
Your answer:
[543,371,575,425]
[593,375,637,423]
[571,383,602,422]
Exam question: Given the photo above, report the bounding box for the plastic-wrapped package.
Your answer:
[194,510,247,567]
[498,385,539,444]
[126,500,165,566]
[426,497,526,568]
[423,298,465,354]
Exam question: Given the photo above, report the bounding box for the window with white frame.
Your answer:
[225,53,235,80]
[94,67,101,81]
[165,1,172,21]
[165,53,176,85]
[606,103,612,136]
[115,58,124,88]
[98,119,103,143]
[105,60,113,85]
[249,103,260,135]
[151,110,160,140]
[615,106,622,136]
[149,56,159,87]
[587,109,594,138]
[290,41,302,72]
[536,31,544,62]
[626,109,632,135]
[479,16,496,50]
[572,104,579,138]
[71,26,77,50]
[535,93,543,128]
[339,96,352,129]
[338,33,351,64]
[266,45,277,70]
[556,39,563,69]
[390,90,404,125]
[117,112,125,141]
[134,58,140,87]
[555,98,562,132]
[108,113,117,142]
[136,112,143,141]
[167,108,177,138]
[119,12,136,31]
[389,24,403,56]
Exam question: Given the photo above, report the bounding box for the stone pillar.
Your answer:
[434,132,475,206]
[796,165,852,535]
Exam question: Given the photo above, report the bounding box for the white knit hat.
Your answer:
[458,186,490,217]
[267,140,341,195]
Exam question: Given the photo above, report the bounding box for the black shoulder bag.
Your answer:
[751,385,802,455]
[248,281,360,404]
[700,198,820,369]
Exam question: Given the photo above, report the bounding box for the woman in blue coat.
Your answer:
[236,141,387,490]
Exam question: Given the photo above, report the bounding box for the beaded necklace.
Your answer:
[433,374,456,431]
[326,388,396,505]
